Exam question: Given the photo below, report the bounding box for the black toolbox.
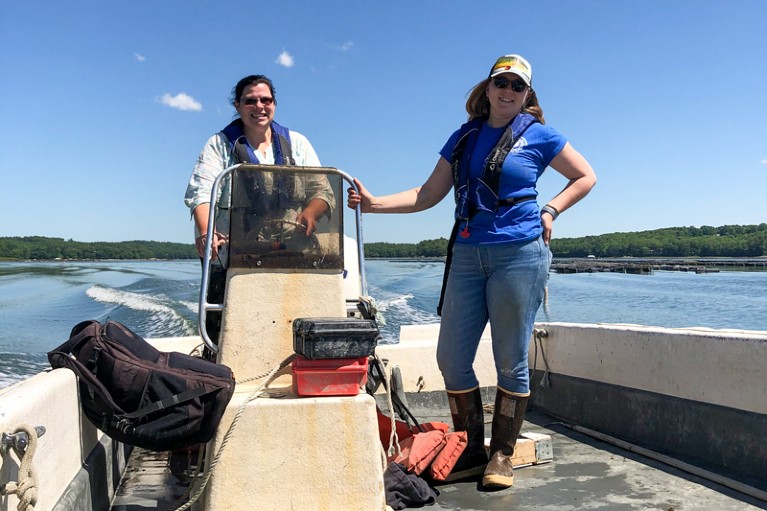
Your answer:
[293,317,379,360]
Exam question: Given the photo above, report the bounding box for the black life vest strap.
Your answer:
[483,115,538,193]
[232,140,251,164]
[276,133,296,166]
[437,219,461,317]
[496,195,537,208]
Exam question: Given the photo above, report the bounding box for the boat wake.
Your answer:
[373,292,439,344]
[0,353,49,388]
[85,285,197,338]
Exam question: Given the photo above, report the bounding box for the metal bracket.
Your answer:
[1,426,46,454]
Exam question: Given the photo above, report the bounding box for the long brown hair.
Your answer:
[465,78,545,124]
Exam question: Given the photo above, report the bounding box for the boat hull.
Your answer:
[2,324,765,510]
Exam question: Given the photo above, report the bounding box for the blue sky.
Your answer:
[1,1,765,244]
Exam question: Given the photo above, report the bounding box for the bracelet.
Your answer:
[541,204,559,220]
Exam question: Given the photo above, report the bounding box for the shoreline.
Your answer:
[4,256,767,273]
[550,257,767,274]
[373,256,767,274]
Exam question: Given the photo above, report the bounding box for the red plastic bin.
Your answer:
[292,355,368,397]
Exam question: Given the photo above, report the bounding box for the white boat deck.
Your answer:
[108,408,767,511]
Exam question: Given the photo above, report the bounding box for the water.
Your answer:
[1,259,766,387]
[0,261,201,387]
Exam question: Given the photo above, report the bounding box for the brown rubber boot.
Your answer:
[443,387,488,482]
[482,387,530,489]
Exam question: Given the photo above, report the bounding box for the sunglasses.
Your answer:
[492,77,527,93]
[240,96,274,106]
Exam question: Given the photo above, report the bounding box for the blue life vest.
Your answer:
[450,113,539,223]
[220,119,295,166]
[219,119,297,215]
[436,113,539,315]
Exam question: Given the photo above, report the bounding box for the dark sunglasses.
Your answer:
[492,77,527,93]
[240,96,274,106]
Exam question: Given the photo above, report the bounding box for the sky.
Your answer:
[1,1,766,244]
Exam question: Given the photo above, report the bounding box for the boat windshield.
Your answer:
[226,165,344,270]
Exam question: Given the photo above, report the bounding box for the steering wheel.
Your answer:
[254,219,322,255]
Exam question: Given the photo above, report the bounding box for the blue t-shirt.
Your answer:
[440,121,567,244]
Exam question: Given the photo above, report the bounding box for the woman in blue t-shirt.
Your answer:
[347,54,596,489]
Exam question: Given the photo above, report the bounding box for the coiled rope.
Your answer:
[0,424,39,511]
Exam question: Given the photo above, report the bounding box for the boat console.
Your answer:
[197,164,385,510]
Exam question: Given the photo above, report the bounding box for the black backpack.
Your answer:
[48,319,235,451]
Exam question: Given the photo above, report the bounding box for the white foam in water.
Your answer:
[87,285,173,313]
[0,373,23,388]
[85,285,194,337]
[181,300,198,312]
[374,292,438,343]
[378,292,415,308]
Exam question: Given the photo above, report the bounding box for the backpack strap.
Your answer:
[123,386,213,420]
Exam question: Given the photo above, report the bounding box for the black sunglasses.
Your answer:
[240,96,274,106]
[492,77,527,93]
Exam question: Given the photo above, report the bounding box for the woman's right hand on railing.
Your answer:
[346,178,374,213]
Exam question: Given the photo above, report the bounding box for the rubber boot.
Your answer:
[482,388,529,489]
[444,388,489,482]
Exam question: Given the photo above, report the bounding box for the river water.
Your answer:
[1,259,765,387]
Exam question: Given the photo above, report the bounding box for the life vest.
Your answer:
[450,113,539,223]
[220,118,295,166]
[377,408,469,481]
[219,119,297,215]
[437,113,539,316]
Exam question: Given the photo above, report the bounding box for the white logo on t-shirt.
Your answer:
[510,137,528,154]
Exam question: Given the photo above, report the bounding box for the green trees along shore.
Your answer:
[1,224,766,261]
[365,224,767,258]
[0,237,198,261]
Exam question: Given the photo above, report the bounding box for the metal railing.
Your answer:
[198,164,367,353]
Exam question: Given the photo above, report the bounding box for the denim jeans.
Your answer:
[436,237,551,394]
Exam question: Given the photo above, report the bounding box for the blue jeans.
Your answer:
[436,237,551,394]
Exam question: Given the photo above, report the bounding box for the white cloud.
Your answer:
[159,92,202,112]
[276,50,294,68]
[134,53,146,62]
[328,41,355,52]
[761,159,767,166]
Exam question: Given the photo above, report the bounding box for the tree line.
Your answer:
[364,224,767,258]
[0,237,198,261]
[2,224,766,261]
[551,224,767,258]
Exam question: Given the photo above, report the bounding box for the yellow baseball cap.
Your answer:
[489,54,532,86]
